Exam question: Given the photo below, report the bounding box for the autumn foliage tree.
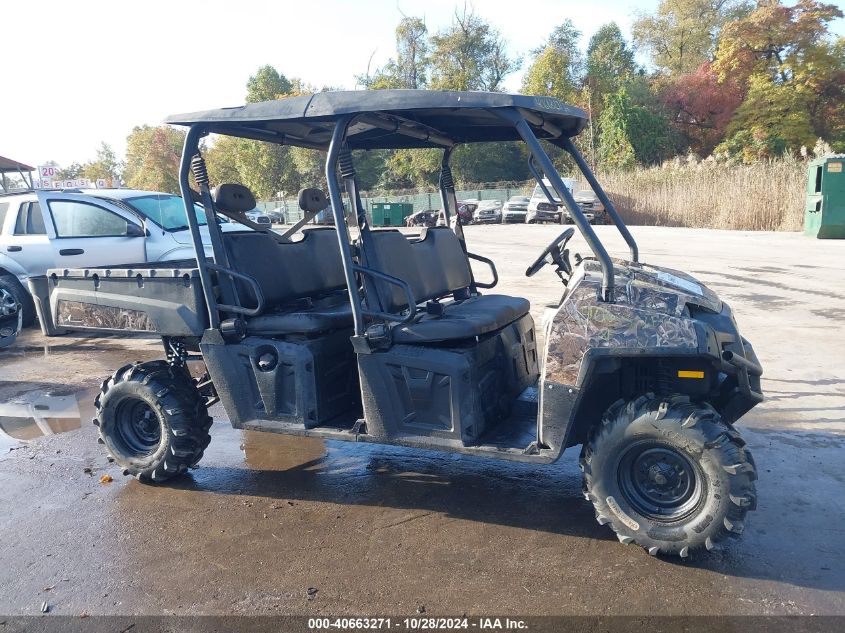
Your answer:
[81,2,845,199]
[662,62,743,155]
[124,125,186,193]
[713,0,845,159]
[632,0,752,75]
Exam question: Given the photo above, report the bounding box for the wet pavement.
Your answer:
[0,225,843,616]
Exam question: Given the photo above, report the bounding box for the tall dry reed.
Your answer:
[587,157,806,231]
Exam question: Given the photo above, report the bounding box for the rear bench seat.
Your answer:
[363,227,529,344]
[222,228,353,336]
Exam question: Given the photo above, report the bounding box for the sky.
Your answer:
[3,0,844,170]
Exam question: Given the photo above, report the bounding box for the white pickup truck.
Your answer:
[0,189,242,326]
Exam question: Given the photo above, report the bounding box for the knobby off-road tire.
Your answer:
[94,360,212,483]
[0,274,35,328]
[581,394,757,558]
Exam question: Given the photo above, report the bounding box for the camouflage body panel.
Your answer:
[544,259,714,386]
[57,300,156,333]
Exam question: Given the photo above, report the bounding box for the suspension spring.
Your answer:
[439,165,455,190]
[656,360,673,395]
[191,154,210,187]
[339,148,355,179]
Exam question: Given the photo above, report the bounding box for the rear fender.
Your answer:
[0,255,29,280]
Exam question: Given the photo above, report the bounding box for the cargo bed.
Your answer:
[30,260,209,337]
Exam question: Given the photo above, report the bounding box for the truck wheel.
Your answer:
[0,274,34,328]
[94,360,212,483]
[581,394,757,557]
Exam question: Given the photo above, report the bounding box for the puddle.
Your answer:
[240,431,328,471]
[0,388,96,451]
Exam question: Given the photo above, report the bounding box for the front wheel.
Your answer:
[95,361,212,483]
[0,274,34,328]
[581,394,757,557]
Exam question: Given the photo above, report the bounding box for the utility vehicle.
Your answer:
[32,91,762,557]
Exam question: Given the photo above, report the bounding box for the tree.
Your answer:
[81,142,122,184]
[205,134,243,187]
[57,162,84,180]
[522,20,582,103]
[598,89,673,167]
[662,62,743,154]
[718,74,816,160]
[123,125,186,193]
[713,0,845,155]
[354,150,393,191]
[453,142,530,184]
[383,148,441,189]
[232,66,298,199]
[633,0,752,75]
[394,17,429,88]
[429,6,520,91]
[359,16,430,89]
[713,0,842,83]
[585,23,638,111]
[245,65,293,103]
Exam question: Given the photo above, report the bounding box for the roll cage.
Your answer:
[166,90,639,338]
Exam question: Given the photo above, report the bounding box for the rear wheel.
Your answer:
[581,394,757,557]
[0,274,34,328]
[95,360,212,483]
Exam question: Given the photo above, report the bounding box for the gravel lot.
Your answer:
[0,225,843,617]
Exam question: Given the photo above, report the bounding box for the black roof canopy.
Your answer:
[165,90,588,150]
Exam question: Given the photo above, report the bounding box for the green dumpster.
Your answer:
[371,203,413,227]
[805,155,845,239]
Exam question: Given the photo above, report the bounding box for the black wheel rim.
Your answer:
[114,398,161,457]
[617,442,703,521]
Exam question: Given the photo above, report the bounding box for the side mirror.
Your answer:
[126,223,145,237]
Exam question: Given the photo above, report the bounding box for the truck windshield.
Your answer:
[121,194,208,231]
[531,178,577,202]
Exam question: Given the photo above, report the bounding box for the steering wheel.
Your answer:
[525,228,575,277]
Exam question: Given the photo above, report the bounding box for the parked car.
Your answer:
[502,196,530,223]
[405,209,439,227]
[267,207,285,223]
[472,200,503,224]
[526,177,577,224]
[455,201,478,224]
[0,189,245,327]
[246,210,272,227]
[571,189,607,224]
[437,201,477,226]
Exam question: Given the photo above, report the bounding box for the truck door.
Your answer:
[36,192,146,269]
[0,198,55,277]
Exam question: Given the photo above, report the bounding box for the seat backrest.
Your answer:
[223,227,346,311]
[363,227,472,313]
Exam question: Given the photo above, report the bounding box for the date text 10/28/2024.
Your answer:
[308,617,528,630]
